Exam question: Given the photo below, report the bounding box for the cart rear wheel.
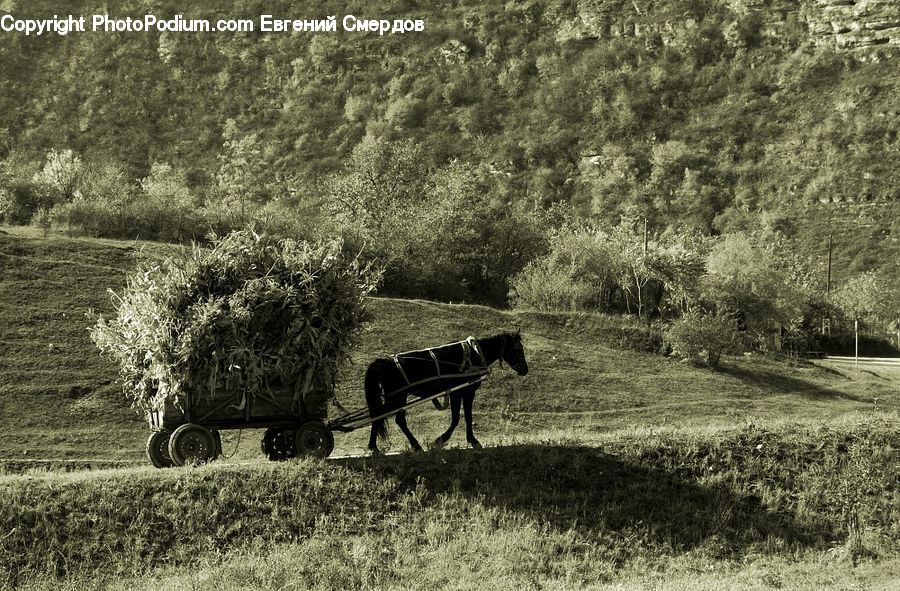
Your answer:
[295,421,334,459]
[146,430,173,468]
[262,427,296,461]
[168,423,217,466]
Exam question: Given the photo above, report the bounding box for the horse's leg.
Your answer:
[394,410,423,452]
[434,392,462,448]
[463,390,482,450]
[368,421,383,455]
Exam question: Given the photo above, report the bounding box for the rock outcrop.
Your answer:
[557,0,900,57]
[803,0,900,52]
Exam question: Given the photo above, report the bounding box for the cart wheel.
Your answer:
[146,430,173,468]
[295,421,334,459]
[168,423,217,466]
[262,427,296,461]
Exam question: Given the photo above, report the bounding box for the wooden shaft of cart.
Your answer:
[328,374,490,432]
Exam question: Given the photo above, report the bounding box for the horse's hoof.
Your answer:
[469,440,483,450]
[432,437,445,449]
[369,448,383,457]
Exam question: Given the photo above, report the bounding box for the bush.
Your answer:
[32,207,51,236]
[91,230,379,414]
[49,198,121,237]
[32,148,81,203]
[511,224,620,312]
[402,199,546,306]
[50,196,204,241]
[0,182,41,225]
[510,258,597,312]
[0,154,43,224]
[346,160,547,307]
[616,325,667,355]
[51,167,205,241]
[665,311,742,369]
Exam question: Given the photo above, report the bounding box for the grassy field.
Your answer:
[1,228,898,589]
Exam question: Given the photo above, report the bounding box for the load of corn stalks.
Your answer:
[91,230,379,415]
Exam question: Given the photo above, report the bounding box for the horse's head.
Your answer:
[501,330,528,376]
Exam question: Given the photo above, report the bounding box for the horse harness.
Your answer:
[391,337,487,388]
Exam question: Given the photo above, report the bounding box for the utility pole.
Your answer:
[823,233,833,335]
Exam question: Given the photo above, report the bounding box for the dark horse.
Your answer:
[364,331,529,455]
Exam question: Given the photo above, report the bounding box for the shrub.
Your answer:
[510,258,596,312]
[51,163,206,241]
[45,161,130,235]
[665,311,742,369]
[91,230,380,414]
[32,207,52,236]
[399,169,546,306]
[31,148,82,204]
[616,325,667,355]
[135,162,203,241]
[0,183,41,225]
[511,224,620,312]
[0,153,42,224]
[344,160,547,307]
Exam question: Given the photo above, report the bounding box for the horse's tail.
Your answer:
[364,360,388,441]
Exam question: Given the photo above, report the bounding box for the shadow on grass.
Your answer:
[335,444,832,557]
[720,364,867,403]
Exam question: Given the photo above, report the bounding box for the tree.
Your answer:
[215,120,272,224]
[702,233,784,334]
[831,272,892,329]
[0,152,41,224]
[610,221,670,320]
[511,222,618,312]
[142,163,192,206]
[405,162,546,306]
[325,136,426,234]
[33,149,82,203]
[671,168,722,232]
[665,311,743,369]
[577,144,641,220]
[657,230,711,315]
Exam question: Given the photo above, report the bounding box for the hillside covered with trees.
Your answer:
[1,0,898,349]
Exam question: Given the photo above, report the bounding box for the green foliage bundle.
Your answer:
[665,311,742,369]
[91,230,379,414]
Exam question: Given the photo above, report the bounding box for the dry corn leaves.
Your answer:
[91,230,379,415]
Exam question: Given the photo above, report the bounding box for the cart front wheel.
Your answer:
[295,421,334,459]
[168,423,217,466]
[262,427,296,461]
[146,430,173,468]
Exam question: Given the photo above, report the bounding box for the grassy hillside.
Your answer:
[786,201,900,290]
[1,231,898,589]
[2,423,898,589]
[2,1,898,232]
[1,229,897,463]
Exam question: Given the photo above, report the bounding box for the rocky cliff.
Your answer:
[804,0,900,53]
[559,0,900,57]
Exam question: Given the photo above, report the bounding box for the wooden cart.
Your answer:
[146,370,490,467]
[146,384,333,467]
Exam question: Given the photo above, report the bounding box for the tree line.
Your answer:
[1,0,898,361]
[1,140,897,363]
